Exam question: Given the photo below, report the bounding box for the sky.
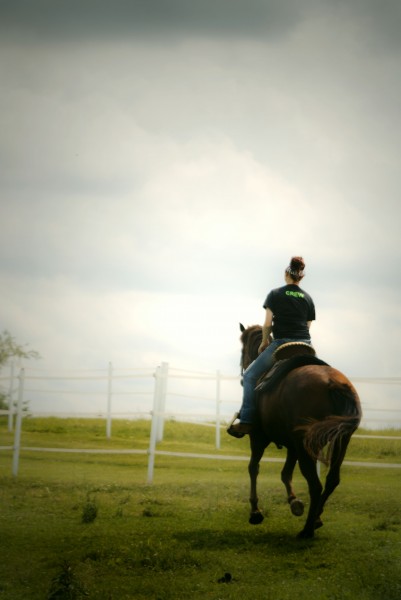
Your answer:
[1,1,401,423]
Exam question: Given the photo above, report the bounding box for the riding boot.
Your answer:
[227,422,252,438]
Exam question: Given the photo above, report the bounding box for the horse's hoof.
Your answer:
[290,498,304,517]
[249,511,264,525]
[297,528,314,539]
[314,518,323,530]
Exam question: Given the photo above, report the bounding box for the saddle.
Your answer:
[255,342,329,394]
[273,341,316,361]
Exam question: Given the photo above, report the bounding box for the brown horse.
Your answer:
[238,323,362,538]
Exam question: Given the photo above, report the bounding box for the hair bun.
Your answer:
[290,256,305,271]
[286,256,305,281]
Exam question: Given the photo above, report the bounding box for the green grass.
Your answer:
[2,416,401,462]
[0,418,400,599]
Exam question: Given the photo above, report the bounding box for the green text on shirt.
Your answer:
[285,291,305,298]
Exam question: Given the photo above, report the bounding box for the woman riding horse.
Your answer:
[228,256,316,438]
[231,322,361,538]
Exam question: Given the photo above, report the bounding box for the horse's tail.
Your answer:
[298,382,362,464]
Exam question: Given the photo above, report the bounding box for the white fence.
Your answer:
[1,362,401,481]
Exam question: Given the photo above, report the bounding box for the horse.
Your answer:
[237,323,362,539]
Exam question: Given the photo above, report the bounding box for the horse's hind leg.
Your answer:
[281,448,304,517]
[248,436,267,525]
[296,449,323,539]
[317,436,351,522]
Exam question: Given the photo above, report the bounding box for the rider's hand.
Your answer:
[258,340,270,354]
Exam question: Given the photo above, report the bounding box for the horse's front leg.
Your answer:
[281,447,304,517]
[248,435,267,525]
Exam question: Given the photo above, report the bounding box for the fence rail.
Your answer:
[1,362,401,480]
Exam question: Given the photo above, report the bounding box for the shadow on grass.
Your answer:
[173,526,318,554]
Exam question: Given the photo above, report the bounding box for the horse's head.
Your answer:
[239,323,263,374]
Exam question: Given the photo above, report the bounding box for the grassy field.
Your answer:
[0,418,400,599]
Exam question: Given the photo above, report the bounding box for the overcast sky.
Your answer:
[1,1,400,419]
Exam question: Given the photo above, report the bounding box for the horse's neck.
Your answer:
[249,331,262,362]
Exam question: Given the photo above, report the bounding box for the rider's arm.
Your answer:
[259,308,273,354]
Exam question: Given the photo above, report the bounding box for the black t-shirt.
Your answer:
[263,284,316,340]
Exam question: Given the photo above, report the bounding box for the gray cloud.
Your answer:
[0,0,313,40]
[0,1,399,50]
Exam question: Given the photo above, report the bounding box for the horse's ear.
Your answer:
[239,323,245,332]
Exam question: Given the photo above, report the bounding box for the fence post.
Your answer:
[156,362,169,443]
[12,368,25,477]
[215,370,221,449]
[7,361,15,432]
[147,365,162,484]
[106,362,113,439]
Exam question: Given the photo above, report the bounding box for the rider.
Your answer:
[227,256,316,438]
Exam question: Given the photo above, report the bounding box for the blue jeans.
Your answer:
[239,338,312,424]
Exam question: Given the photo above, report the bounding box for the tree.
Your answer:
[0,330,40,366]
[0,330,40,411]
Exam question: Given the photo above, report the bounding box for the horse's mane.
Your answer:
[240,325,262,370]
[241,325,262,348]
